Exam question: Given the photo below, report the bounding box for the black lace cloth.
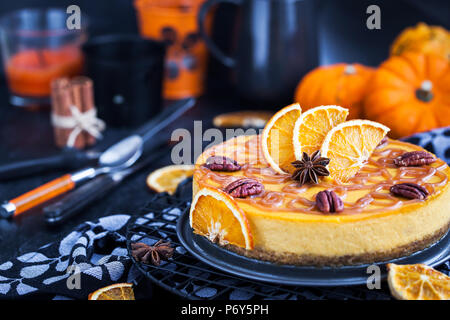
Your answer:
[0,127,449,300]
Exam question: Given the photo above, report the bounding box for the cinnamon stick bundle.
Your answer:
[70,76,96,147]
[50,76,102,149]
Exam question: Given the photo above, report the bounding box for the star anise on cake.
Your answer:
[291,150,330,185]
[131,240,174,266]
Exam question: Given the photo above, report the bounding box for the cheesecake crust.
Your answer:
[224,222,449,267]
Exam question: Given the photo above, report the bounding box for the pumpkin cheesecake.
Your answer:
[189,103,450,266]
[191,134,450,266]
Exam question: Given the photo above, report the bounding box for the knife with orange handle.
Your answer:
[0,98,195,219]
[3,174,75,217]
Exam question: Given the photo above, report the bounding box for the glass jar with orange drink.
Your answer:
[0,8,86,108]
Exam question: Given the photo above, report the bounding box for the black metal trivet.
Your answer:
[125,179,450,300]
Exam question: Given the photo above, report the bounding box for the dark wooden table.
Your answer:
[0,82,244,298]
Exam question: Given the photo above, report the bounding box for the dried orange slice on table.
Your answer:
[320,120,390,182]
[88,283,135,300]
[190,187,253,250]
[213,110,274,128]
[146,164,194,195]
[292,105,348,159]
[261,103,302,174]
[387,263,450,300]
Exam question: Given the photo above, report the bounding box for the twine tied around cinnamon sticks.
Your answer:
[51,77,105,149]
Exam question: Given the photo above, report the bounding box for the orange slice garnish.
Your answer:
[320,120,390,182]
[261,103,302,174]
[387,263,450,300]
[190,187,253,250]
[146,164,194,195]
[292,105,348,159]
[88,283,135,300]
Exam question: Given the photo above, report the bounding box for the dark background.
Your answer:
[0,0,448,298]
[0,0,449,67]
[0,0,449,96]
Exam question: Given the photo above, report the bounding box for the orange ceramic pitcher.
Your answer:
[134,0,211,99]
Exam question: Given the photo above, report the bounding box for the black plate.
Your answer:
[177,210,450,286]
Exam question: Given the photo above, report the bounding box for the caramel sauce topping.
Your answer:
[195,136,449,215]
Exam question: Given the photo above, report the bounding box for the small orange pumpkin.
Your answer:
[294,63,374,119]
[390,22,450,60]
[364,52,450,139]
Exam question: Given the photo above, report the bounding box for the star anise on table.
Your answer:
[131,240,174,266]
[291,150,330,186]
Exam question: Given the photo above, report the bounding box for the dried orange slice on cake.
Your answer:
[320,120,389,182]
[190,187,253,250]
[387,263,450,300]
[147,164,194,195]
[292,105,348,159]
[88,283,135,300]
[261,103,302,174]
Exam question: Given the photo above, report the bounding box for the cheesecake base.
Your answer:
[224,222,449,267]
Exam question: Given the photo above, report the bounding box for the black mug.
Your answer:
[83,35,165,127]
[198,0,318,106]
